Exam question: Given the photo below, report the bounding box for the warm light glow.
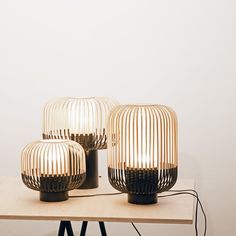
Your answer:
[39,142,68,175]
[126,155,156,169]
[107,104,178,195]
[67,98,96,134]
[21,140,86,177]
[108,105,178,171]
[21,139,87,199]
[42,97,118,149]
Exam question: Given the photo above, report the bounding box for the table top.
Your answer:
[0,176,195,224]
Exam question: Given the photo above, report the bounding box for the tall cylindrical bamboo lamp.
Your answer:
[107,105,178,204]
[42,97,118,189]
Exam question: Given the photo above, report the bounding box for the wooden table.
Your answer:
[0,176,195,235]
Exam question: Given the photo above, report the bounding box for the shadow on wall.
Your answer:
[179,152,201,180]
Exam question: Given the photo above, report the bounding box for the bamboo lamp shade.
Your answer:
[42,97,118,150]
[21,139,86,202]
[107,105,178,204]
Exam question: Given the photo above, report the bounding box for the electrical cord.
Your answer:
[69,189,206,236]
[166,189,201,236]
[131,189,206,236]
[160,189,207,236]
[69,192,122,198]
[131,222,141,236]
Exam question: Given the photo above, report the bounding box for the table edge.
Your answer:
[0,215,193,224]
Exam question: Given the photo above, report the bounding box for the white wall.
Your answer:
[0,0,236,235]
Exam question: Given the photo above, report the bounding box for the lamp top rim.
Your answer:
[67,96,96,100]
[51,96,116,101]
[115,104,172,108]
[37,140,83,146]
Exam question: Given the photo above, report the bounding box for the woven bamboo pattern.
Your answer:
[107,105,178,194]
[42,97,118,150]
[21,139,86,192]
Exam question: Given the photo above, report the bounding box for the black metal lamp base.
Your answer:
[128,193,157,204]
[40,191,68,202]
[79,150,98,189]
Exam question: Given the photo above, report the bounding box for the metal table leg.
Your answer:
[65,221,74,236]
[58,221,74,236]
[99,222,107,236]
[59,220,107,236]
[80,221,107,236]
[58,221,66,236]
[80,221,88,236]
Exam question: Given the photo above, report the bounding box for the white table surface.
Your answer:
[0,176,195,224]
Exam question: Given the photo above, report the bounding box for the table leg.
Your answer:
[58,221,66,236]
[80,221,107,236]
[65,221,74,236]
[80,221,88,236]
[58,221,74,236]
[99,222,107,236]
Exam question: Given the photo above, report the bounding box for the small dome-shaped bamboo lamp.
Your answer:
[21,139,86,202]
[107,105,178,204]
[42,97,118,188]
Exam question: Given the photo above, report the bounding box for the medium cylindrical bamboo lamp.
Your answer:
[21,139,86,202]
[107,105,178,204]
[42,97,118,189]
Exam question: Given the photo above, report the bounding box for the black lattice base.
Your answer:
[125,168,159,195]
[22,173,86,201]
[40,191,68,202]
[128,193,157,204]
[43,129,107,150]
[108,165,177,198]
